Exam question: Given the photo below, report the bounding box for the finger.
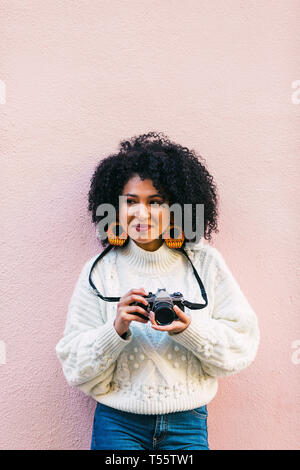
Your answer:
[173,305,185,315]
[119,288,148,303]
[120,294,149,308]
[151,320,189,333]
[149,311,158,326]
[173,305,190,322]
[128,288,149,296]
[124,305,149,316]
[151,323,173,331]
[148,312,174,330]
[127,294,149,307]
[120,296,147,307]
[122,312,148,323]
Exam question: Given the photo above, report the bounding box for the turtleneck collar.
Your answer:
[116,237,183,275]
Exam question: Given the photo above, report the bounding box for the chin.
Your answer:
[134,237,155,244]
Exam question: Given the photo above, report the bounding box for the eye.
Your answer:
[150,200,163,206]
[126,199,136,205]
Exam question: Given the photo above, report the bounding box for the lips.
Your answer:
[135,224,152,232]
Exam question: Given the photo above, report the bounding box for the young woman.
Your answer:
[55,132,260,450]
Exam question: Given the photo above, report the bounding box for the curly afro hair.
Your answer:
[88,131,219,248]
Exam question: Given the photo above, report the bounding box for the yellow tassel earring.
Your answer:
[106,221,128,246]
[163,224,185,249]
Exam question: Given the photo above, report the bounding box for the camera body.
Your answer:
[130,288,185,325]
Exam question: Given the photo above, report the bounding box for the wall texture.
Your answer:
[1,0,299,450]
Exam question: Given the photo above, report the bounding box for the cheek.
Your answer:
[152,209,170,232]
[118,206,129,226]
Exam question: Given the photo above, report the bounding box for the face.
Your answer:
[118,175,171,251]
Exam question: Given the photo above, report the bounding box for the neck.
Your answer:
[117,237,182,275]
[132,238,165,252]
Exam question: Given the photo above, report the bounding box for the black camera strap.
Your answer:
[88,243,208,310]
[89,244,120,302]
[179,247,208,309]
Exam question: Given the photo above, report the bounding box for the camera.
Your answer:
[130,288,185,325]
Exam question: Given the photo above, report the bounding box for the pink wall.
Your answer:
[1,0,299,450]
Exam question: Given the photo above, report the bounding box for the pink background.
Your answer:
[1,0,300,450]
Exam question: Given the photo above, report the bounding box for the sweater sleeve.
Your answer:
[55,259,132,391]
[168,249,260,377]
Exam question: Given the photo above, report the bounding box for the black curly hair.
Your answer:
[88,131,219,248]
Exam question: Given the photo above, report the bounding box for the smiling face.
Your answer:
[118,175,171,251]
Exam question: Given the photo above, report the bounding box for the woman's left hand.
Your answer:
[149,305,191,334]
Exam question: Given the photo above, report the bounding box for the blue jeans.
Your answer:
[91,402,209,450]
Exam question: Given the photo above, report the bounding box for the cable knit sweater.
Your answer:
[55,238,260,415]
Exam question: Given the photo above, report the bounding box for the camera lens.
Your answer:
[154,303,175,325]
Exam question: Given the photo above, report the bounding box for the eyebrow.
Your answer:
[123,193,163,198]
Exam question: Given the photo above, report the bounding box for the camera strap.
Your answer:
[178,247,208,310]
[88,243,208,310]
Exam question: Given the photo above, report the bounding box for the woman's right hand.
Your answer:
[114,288,150,337]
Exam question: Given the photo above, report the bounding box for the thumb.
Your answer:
[173,305,191,323]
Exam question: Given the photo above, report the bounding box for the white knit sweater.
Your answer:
[55,238,260,414]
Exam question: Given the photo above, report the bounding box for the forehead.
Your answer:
[122,175,160,195]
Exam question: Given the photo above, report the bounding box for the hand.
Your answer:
[114,288,149,337]
[148,305,191,334]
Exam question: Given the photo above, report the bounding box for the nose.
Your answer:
[132,203,150,221]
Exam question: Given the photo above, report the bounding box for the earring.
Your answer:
[163,224,185,249]
[106,222,128,246]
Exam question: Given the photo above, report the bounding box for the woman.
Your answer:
[55,132,260,450]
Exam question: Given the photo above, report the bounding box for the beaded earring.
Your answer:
[106,221,128,246]
[163,224,185,249]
